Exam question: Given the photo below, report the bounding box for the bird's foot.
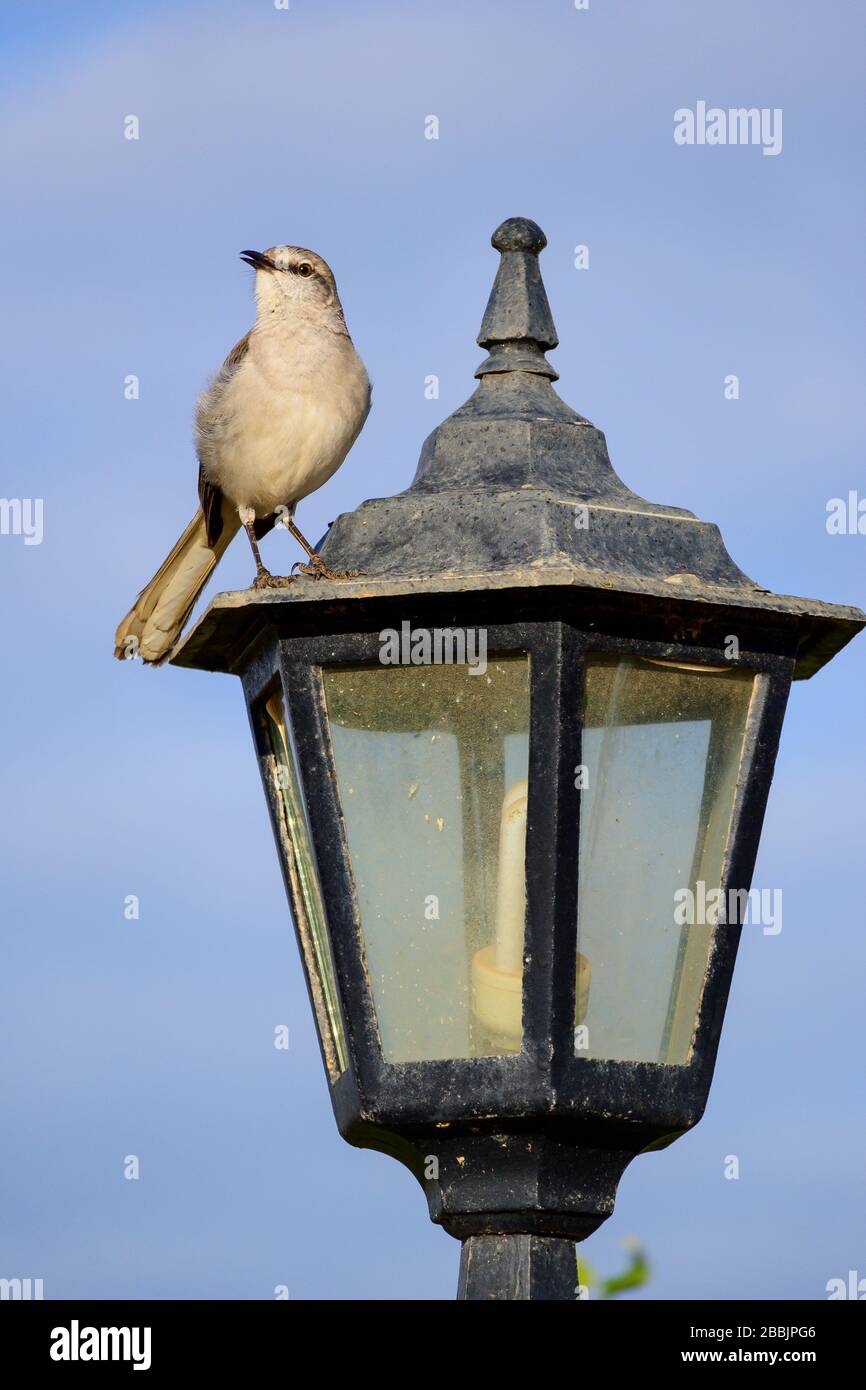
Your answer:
[251,569,296,590]
[291,555,360,581]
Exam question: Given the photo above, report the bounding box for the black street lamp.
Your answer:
[172,218,863,1301]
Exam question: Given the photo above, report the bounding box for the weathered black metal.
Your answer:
[238,621,793,1247]
[172,217,864,1300]
[458,1234,579,1301]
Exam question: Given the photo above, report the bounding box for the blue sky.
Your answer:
[1,0,864,1299]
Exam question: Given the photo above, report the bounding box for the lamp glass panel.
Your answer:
[263,689,348,1079]
[575,655,756,1065]
[321,657,530,1063]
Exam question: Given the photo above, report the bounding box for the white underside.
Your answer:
[196,320,370,517]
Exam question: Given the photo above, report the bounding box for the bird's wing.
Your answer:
[197,463,224,546]
[196,331,253,545]
[222,330,253,373]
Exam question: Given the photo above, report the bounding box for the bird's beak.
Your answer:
[240,249,275,272]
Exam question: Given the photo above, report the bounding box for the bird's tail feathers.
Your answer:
[114,507,237,665]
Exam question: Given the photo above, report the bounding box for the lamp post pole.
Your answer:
[459,1236,579,1302]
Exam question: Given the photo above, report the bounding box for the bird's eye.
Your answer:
[297,262,313,277]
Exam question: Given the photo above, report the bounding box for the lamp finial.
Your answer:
[476,217,559,380]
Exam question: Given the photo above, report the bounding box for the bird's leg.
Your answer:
[285,515,358,580]
[239,507,294,590]
[241,510,269,579]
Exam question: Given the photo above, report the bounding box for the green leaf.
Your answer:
[599,1241,651,1299]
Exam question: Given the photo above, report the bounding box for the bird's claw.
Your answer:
[292,557,359,581]
[251,570,296,590]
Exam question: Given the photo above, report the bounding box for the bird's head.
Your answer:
[240,245,344,326]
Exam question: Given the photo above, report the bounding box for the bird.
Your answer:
[114,244,371,665]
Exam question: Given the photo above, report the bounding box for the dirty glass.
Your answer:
[321,657,531,1063]
[263,689,349,1079]
[575,655,756,1065]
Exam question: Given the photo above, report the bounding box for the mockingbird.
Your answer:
[114,245,371,665]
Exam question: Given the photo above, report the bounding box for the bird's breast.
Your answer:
[198,332,370,515]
